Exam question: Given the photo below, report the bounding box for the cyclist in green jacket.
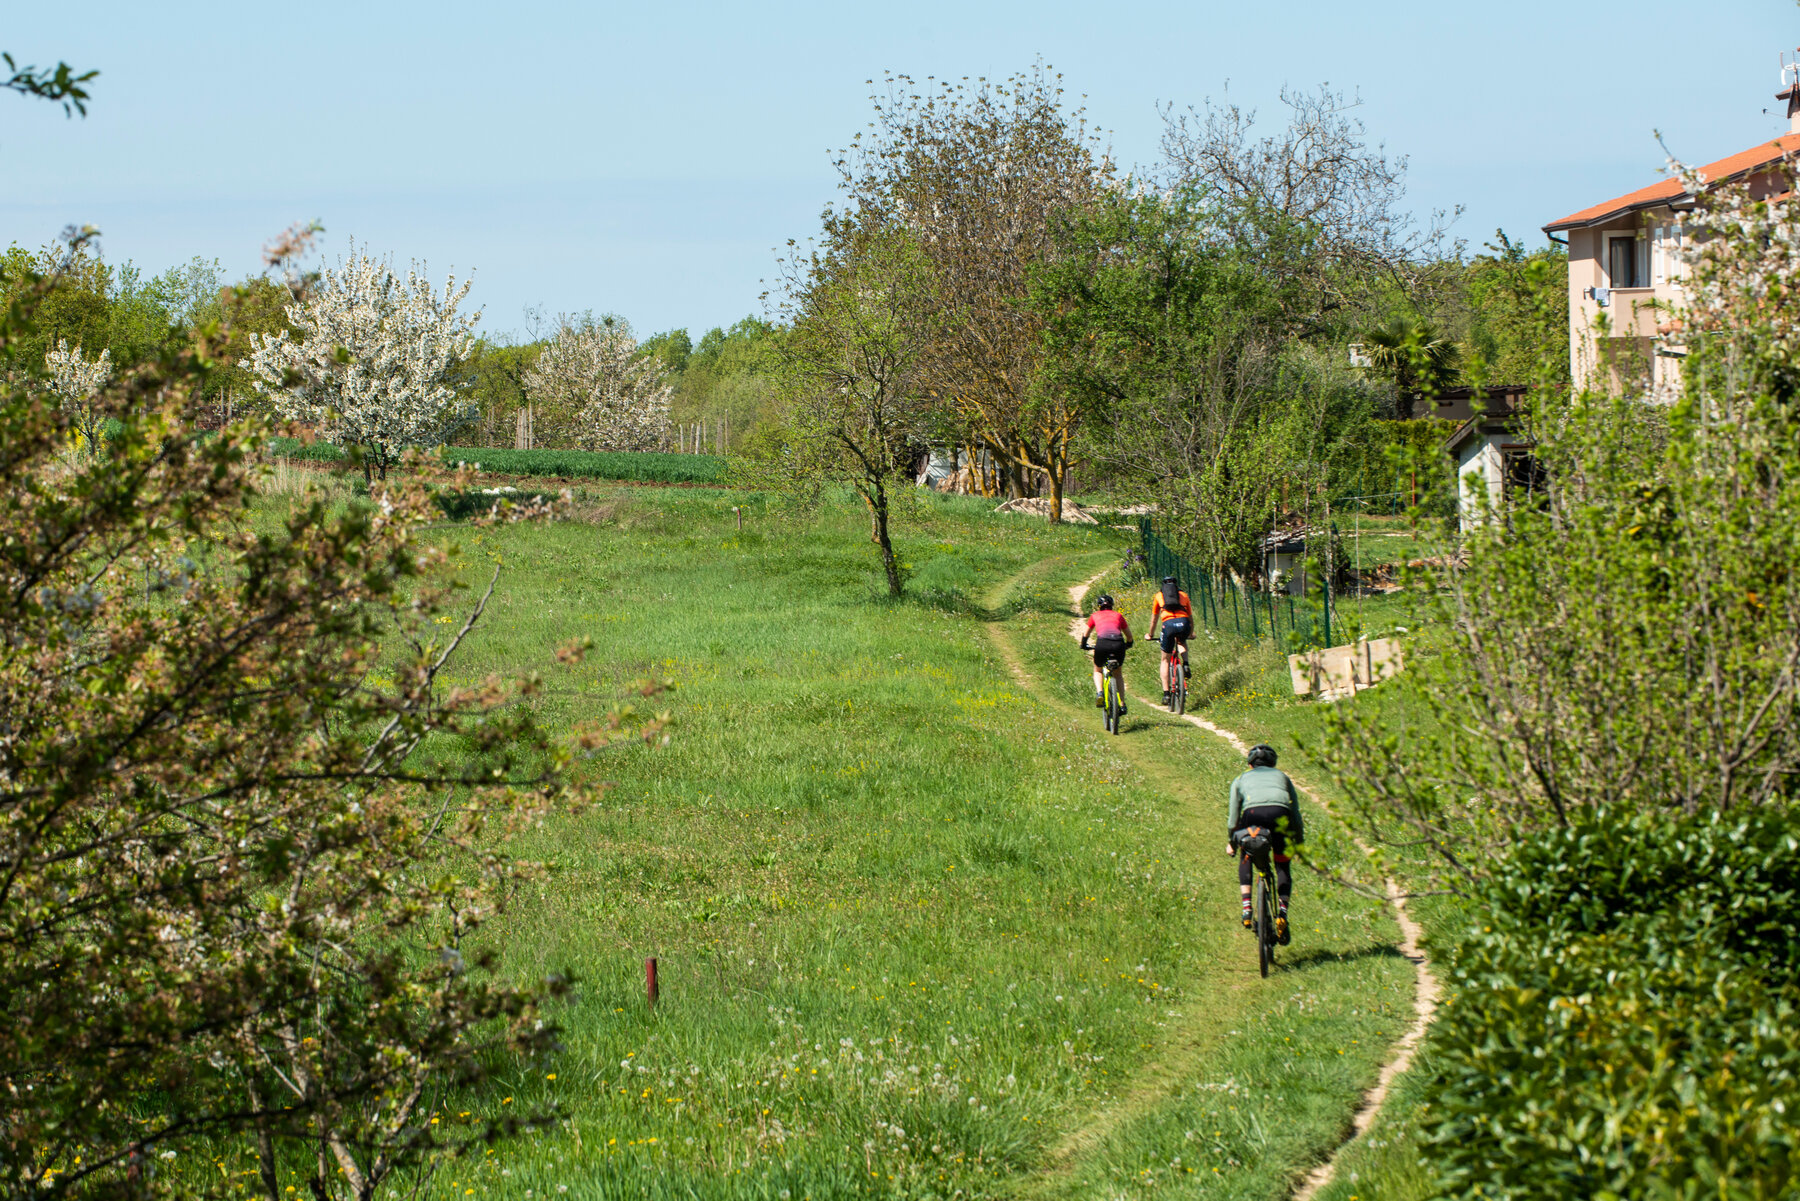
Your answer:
[1227,744,1305,945]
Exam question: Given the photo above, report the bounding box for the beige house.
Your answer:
[1544,86,1800,393]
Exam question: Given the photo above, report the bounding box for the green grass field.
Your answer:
[239,485,1428,1199]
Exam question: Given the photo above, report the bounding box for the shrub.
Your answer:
[433,486,561,521]
[1424,806,1800,1199]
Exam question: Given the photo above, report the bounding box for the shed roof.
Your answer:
[1544,133,1800,232]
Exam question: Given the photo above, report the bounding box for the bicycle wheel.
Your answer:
[1256,871,1273,978]
[1174,660,1188,715]
[1105,674,1121,735]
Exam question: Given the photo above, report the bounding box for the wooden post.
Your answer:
[645,957,659,1007]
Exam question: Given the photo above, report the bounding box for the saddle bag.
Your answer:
[1237,825,1272,858]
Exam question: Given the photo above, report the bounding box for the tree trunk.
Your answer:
[1046,461,1065,524]
[871,482,902,597]
[247,1080,282,1201]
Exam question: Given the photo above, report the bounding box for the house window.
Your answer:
[1608,234,1648,288]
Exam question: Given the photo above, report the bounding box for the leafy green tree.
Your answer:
[446,335,543,446]
[640,326,692,375]
[1,228,666,1201]
[754,221,938,597]
[0,242,110,372]
[1,64,665,1197]
[1462,230,1570,390]
[1035,185,1374,576]
[668,316,781,450]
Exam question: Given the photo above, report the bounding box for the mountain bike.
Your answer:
[1164,639,1188,715]
[1237,826,1279,977]
[1083,638,1127,735]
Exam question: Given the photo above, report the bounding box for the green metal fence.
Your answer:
[1137,517,1332,651]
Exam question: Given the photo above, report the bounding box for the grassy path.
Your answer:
[984,555,1416,1199]
[1078,580,1441,1201]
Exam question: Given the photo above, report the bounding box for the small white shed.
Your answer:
[1445,413,1539,532]
[1260,526,1326,595]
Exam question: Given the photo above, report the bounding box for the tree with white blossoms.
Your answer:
[44,337,112,457]
[523,316,672,451]
[244,246,479,482]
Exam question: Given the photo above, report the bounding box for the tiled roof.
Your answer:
[1544,133,1800,231]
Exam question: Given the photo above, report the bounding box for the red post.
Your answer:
[645,957,659,1007]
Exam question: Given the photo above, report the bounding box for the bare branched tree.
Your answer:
[1160,84,1461,326]
[838,67,1112,520]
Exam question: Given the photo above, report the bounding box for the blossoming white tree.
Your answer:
[523,316,672,451]
[44,338,113,457]
[243,247,479,481]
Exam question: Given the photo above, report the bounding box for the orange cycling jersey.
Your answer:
[1152,590,1193,625]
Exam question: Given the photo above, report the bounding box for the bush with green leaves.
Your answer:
[1424,806,1800,1198]
[1317,140,1800,1199]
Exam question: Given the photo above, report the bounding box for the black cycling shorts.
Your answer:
[1234,805,1294,860]
[1159,616,1193,653]
[1092,635,1127,667]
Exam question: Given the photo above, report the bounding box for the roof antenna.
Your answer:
[1779,48,1800,134]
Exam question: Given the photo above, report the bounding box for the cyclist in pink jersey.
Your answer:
[1080,593,1135,714]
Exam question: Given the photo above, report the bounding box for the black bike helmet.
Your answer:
[1247,744,1278,768]
[1161,575,1178,586]
[1095,593,1115,610]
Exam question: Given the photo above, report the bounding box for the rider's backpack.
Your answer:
[1161,580,1180,610]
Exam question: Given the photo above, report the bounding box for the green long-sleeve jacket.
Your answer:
[1226,767,1305,843]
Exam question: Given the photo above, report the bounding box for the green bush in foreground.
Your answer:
[268,439,727,483]
[1426,806,1800,1199]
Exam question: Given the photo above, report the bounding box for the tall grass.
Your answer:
[210,488,1422,1199]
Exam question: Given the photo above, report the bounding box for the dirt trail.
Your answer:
[986,565,1252,1195]
[1066,571,1438,1201]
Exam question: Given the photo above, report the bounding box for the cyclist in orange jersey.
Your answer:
[1150,575,1194,707]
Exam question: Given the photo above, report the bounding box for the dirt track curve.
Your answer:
[1063,569,1440,1201]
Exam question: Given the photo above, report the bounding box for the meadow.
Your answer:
[236,483,1426,1199]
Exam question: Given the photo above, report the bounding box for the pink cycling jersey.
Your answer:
[1087,609,1128,639]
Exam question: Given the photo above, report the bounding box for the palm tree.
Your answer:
[1358,316,1460,400]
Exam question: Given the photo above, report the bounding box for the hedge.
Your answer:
[438,446,724,484]
[266,439,724,484]
[1424,806,1800,1198]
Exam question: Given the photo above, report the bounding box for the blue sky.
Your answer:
[4,1,1795,338]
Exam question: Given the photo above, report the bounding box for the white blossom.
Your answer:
[242,246,479,479]
[523,318,671,452]
[44,339,113,455]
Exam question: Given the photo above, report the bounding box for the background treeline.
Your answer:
[753,71,1569,582]
[0,243,784,455]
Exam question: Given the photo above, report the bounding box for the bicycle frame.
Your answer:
[1241,840,1278,977]
[1100,654,1125,734]
[1163,641,1187,714]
